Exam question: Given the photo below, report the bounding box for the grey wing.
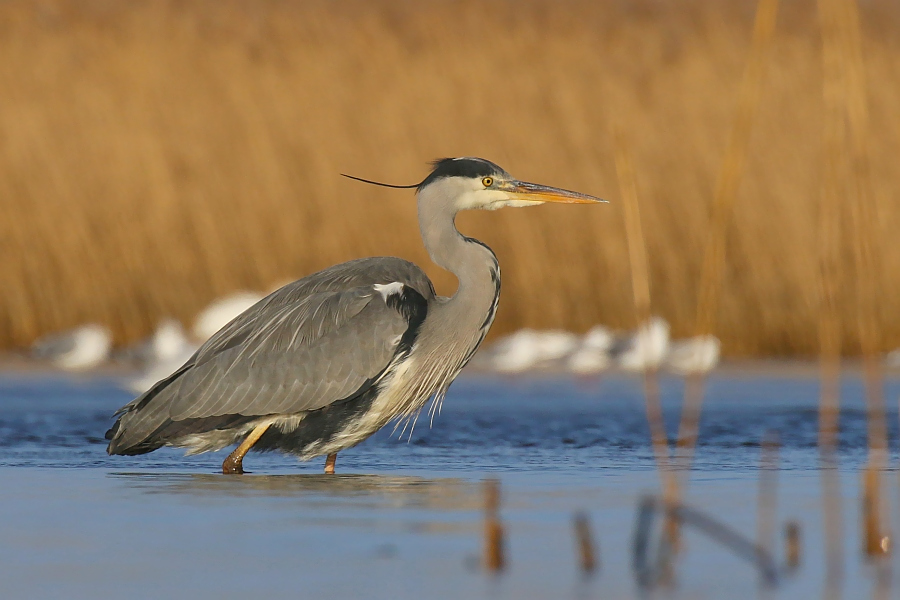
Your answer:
[106,258,432,454]
[193,257,435,363]
[168,286,415,420]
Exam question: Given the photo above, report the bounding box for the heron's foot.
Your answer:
[221,422,271,475]
[324,453,337,475]
[222,455,244,475]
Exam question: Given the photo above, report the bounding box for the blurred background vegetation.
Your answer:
[1,0,898,357]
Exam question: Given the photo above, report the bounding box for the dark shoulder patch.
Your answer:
[418,157,507,190]
[384,285,429,355]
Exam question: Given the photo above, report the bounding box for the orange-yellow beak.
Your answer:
[501,180,606,204]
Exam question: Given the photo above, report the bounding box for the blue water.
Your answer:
[0,369,898,599]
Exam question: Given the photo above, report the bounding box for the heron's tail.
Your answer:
[105,415,166,455]
[105,365,191,455]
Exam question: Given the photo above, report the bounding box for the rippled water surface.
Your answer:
[1,368,898,599]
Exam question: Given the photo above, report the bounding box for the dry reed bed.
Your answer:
[1,0,898,355]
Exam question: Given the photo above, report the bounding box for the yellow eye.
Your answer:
[482,177,493,187]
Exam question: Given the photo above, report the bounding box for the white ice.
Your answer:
[665,335,722,374]
[611,316,670,372]
[191,291,264,342]
[31,324,112,371]
[566,325,615,373]
[489,329,580,372]
[126,320,199,394]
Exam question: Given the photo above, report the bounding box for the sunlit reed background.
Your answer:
[1,0,898,357]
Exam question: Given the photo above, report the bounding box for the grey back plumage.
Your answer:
[107,257,435,454]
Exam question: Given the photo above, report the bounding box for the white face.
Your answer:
[421,173,605,213]
[448,176,546,211]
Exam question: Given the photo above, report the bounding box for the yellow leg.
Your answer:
[222,422,271,474]
[324,453,337,474]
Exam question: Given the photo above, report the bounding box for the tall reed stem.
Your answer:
[614,128,681,553]
[815,0,846,589]
[674,0,780,494]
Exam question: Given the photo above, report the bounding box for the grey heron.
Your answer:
[106,157,605,474]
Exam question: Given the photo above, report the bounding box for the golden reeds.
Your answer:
[693,0,781,343]
[1,1,900,354]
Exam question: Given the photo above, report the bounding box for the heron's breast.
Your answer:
[312,355,424,453]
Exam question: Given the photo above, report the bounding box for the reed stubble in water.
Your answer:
[756,432,780,562]
[1,1,900,356]
[573,511,597,576]
[784,521,802,572]
[483,479,504,573]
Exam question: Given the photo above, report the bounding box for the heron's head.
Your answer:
[417,157,605,211]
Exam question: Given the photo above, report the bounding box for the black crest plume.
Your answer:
[340,173,420,189]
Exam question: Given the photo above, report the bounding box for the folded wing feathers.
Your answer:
[107,257,434,454]
[166,285,409,420]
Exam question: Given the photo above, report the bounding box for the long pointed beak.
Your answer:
[503,180,607,204]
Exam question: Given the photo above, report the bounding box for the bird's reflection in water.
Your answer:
[108,472,480,512]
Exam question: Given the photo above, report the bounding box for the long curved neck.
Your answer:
[398,185,500,410]
[417,186,498,297]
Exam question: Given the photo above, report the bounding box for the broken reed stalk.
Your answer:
[756,432,780,561]
[675,0,780,470]
[483,478,505,572]
[861,466,891,557]
[815,0,846,586]
[819,455,844,598]
[831,0,892,558]
[613,128,681,551]
[633,496,780,587]
[573,512,598,576]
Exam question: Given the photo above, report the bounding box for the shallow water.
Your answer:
[1,369,898,599]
